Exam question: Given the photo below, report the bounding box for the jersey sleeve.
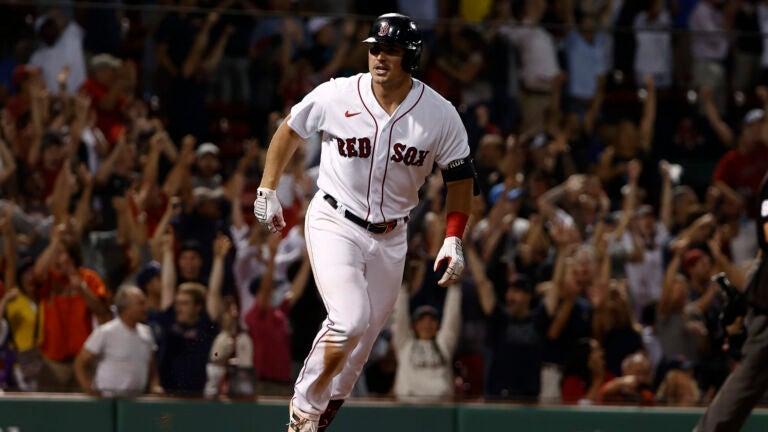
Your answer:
[83,325,105,355]
[286,80,335,139]
[81,269,107,300]
[434,105,470,168]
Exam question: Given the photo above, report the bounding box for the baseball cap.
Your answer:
[307,17,333,35]
[12,64,40,87]
[635,204,655,218]
[602,211,620,225]
[107,124,126,144]
[136,261,162,289]
[527,133,552,150]
[673,185,695,201]
[90,53,123,69]
[41,130,64,149]
[196,142,220,158]
[683,248,706,273]
[742,108,765,127]
[412,304,439,321]
[508,274,533,294]
[668,358,694,372]
[33,14,54,34]
[179,239,203,256]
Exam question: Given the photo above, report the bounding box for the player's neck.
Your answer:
[372,77,413,116]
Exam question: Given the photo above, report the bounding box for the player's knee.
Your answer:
[331,309,370,339]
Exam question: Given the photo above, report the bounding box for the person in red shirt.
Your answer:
[561,338,615,404]
[32,227,110,391]
[244,233,311,396]
[6,64,40,122]
[78,54,134,144]
[708,104,768,219]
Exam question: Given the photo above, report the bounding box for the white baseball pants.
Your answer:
[292,192,407,417]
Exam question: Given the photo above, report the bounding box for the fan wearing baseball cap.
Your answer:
[390,278,462,401]
[79,53,134,144]
[462,211,544,399]
[704,84,768,219]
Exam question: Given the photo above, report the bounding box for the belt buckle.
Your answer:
[366,223,382,234]
[370,220,396,234]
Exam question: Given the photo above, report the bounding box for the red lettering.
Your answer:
[403,147,418,166]
[337,138,347,157]
[416,150,430,167]
[358,137,371,158]
[391,143,406,162]
[346,138,358,157]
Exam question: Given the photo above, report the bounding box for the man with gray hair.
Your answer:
[74,285,162,397]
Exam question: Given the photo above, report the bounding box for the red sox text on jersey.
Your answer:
[335,137,429,167]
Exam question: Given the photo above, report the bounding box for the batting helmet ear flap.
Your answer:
[402,45,422,72]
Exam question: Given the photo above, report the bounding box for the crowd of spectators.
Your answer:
[0,0,767,408]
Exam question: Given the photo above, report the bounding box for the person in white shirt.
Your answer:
[688,0,730,113]
[74,285,162,397]
[757,0,768,81]
[634,0,673,88]
[28,12,86,93]
[391,283,462,400]
[496,0,561,135]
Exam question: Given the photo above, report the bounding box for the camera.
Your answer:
[715,273,748,328]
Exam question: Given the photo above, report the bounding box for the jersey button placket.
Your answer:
[369,123,390,222]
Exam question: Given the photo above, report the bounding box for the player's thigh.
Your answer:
[364,230,408,324]
[305,199,371,329]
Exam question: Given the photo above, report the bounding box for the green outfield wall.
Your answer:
[1,396,768,432]
[0,396,114,432]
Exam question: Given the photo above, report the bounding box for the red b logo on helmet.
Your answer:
[378,22,389,37]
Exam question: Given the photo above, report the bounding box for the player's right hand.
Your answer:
[254,187,286,233]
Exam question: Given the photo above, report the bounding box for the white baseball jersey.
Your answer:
[286,72,469,223]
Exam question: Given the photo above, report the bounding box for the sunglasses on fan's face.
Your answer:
[368,44,404,57]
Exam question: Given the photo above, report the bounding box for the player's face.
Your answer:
[368,43,409,87]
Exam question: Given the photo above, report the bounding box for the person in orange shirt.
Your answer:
[32,226,110,391]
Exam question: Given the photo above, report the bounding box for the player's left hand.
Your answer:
[434,236,465,287]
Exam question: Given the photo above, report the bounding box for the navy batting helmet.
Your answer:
[363,13,423,72]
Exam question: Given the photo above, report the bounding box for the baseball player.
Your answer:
[253,13,475,432]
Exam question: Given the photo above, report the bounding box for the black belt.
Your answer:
[522,86,552,96]
[323,194,406,234]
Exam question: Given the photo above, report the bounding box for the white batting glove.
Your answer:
[253,187,286,233]
[433,236,465,287]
